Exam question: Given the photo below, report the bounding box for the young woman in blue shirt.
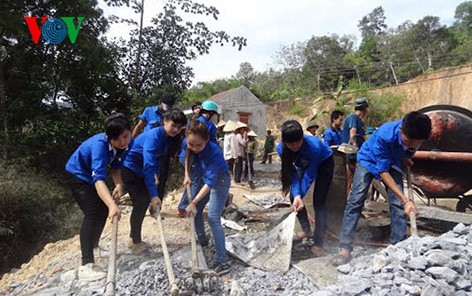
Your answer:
[65,113,132,281]
[278,120,334,257]
[122,108,187,254]
[184,120,231,276]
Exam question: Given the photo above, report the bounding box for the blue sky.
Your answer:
[101,0,465,84]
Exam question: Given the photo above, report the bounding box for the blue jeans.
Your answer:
[339,163,406,252]
[177,156,202,211]
[192,171,230,264]
[291,156,334,247]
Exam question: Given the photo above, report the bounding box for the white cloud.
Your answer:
[101,0,465,84]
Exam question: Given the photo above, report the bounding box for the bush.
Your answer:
[366,92,405,127]
[0,161,81,274]
[290,103,306,116]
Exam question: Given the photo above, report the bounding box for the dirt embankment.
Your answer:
[375,64,472,112]
[266,64,472,136]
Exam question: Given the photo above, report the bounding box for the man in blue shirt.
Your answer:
[333,111,432,266]
[323,110,344,147]
[131,93,177,204]
[132,93,177,137]
[342,97,369,192]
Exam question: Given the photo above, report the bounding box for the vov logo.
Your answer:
[24,16,85,44]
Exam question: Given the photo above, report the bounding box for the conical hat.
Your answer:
[217,120,226,128]
[247,130,258,137]
[235,121,247,130]
[223,120,237,132]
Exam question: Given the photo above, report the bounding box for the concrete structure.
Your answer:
[208,86,267,139]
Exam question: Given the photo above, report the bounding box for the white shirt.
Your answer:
[223,133,237,160]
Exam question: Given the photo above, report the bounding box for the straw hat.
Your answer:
[247,130,258,137]
[217,120,226,128]
[223,120,237,132]
[235,121,247,130]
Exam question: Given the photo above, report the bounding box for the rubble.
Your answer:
[314,223,472,296]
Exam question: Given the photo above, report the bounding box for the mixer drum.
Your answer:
[412,105,472,198]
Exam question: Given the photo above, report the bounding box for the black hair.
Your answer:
[267,130,272,135]
[331,110,345,123]
[160,93,177,105]
[281,120,303,143]
[192,101,202,111]
[164,108,187,158]
[402,111,432,140]
[199,108,216,118]
[354,105,368,111]
[104,112,131,140]
[280,120,304,196]
[164,107,188,126]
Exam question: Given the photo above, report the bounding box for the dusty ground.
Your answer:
[0,162,286,295]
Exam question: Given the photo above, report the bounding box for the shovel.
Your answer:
[155,205,179,296]
[246,152,256,190]
[406,167,418,236]
[104,214,119,296]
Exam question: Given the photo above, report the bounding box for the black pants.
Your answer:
[122,167,149,244]
[244,153,255,178]
[69,176,108,265]
[261,149,272,164]
[226,159,235,175]
[234,156,244,183]
[157,155,170,198]
[292,155,334,247]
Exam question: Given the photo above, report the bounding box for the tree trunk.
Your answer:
[427,50,433,69]
[133,0,145,89]
[414,54,425,73]
[355,66,361,84]
[0,61,8,160]
[389,61,399,85]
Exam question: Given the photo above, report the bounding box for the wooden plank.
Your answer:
[417,205,472,225]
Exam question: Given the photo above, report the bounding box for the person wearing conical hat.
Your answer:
[233,121,248,183]
[223,120,237,174]
[244,130,258,181]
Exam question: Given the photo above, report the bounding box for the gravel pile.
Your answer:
[315,223,472,296]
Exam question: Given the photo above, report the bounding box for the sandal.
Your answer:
[332,253,351,266]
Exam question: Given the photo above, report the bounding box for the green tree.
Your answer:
[236,62,255,87]
[302,34,355,92]
[115,0,247,104]
[0,0,129,168]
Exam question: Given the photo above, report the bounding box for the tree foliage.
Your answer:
[191,2,472,103]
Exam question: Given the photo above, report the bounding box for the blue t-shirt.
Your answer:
[123,127,169,198]
[179,115,218,159]
[193,141,229,188]
[357,120,415,180]
[139,106,164,132]
[66,133,131,184]
[277,136,333,198]
[196,115,217,144]
[323,126,343,146]
[342,113,366,146]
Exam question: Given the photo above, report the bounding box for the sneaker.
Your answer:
[213,262,231,276]
[94,246,109,259]
[78,263,106,281]
[128,240,149,255]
